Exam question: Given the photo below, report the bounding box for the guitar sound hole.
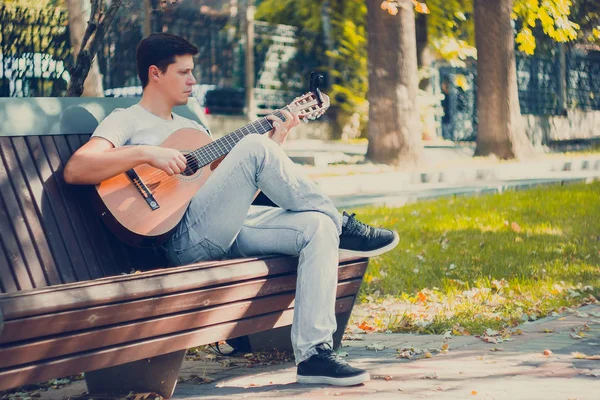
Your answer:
[182,154,200,176]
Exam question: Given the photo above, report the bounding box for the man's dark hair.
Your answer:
[136,33,199,88]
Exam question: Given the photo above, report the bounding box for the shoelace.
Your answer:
[315,344,349,365]
[342,212,372,237]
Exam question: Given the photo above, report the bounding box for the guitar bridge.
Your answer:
[125,169,160,211]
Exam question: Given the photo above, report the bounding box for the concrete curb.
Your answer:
[303,154,600,207]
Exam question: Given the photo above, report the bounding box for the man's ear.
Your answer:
[148,65,161,82]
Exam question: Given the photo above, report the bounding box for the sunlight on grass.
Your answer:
[347,182,600,335]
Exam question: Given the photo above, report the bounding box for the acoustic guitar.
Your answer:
[94,90,330,247]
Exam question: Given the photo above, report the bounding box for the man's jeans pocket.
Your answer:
[169,238,227,266]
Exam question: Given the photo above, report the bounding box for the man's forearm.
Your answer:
[64,146,149,185]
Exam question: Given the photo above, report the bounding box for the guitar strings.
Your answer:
[138,104,321,184]
[126,104,323,195]
[140,116,275,184]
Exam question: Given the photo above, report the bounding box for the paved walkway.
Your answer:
[33,304,600,400]
[285,140,600,208]
[172,304,600,400]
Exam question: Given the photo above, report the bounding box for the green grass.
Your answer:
[348,181,600,335]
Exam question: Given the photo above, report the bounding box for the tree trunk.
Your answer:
[366,0,422,166]
[474,0,534,159]
[66,0,104,97]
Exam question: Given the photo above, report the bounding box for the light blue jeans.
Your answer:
[163,134,343,364]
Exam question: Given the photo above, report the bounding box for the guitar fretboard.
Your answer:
[189,109,288,167]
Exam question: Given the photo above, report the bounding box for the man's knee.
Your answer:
[237,134,280,158]
[299,212,339,249]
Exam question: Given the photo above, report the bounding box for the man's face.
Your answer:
[156,54,196,106]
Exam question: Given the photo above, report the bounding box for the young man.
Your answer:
[64,33,399,387]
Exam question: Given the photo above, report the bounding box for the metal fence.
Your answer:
[438,51,600,141]
[0,3,298,110]
[0,4,72,97]
[567,52,600,111]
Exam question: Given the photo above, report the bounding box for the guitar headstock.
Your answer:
[288,91,331,122]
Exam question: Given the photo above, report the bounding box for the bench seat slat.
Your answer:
[0,257,298,319]
[0,279,361,369]
[0,256,366,320]
[0,261,367,343]
[0,296,355,392]
[1,253,363,300]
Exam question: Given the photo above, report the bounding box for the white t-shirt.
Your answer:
[91,103,209,147]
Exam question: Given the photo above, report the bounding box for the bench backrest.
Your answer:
[0,97,209,294]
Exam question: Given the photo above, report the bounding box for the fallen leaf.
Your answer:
[425,351,433,358]
[570,332,585,339]
[543,329,555,333]
[358,322,376,332]
[490,347,503,352]
[510,222,521,232]
[472,390,478,395]
[571,352,600,360]
[367,343,386,351]
[419,372,438,380]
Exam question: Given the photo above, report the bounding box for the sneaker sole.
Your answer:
[297,371,370,386]
[339,231,400,257]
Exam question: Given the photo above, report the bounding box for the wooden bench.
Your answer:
[0,98,368,398]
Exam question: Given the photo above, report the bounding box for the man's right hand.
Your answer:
[143,146,188,176]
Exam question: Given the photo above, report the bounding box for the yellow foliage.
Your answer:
[516,27,536,55]
[417,0,580,59]
[454,74,470,91]
[513,0,580,52]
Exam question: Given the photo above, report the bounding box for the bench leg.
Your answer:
[332,308,353,351]
[85,349,186,399]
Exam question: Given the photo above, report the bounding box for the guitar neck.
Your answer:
[190,108,289,167]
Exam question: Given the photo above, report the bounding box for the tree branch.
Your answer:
[67,0,123,97]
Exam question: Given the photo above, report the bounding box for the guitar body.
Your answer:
[94,128,216,247]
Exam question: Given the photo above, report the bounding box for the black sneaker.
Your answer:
[297,343,370,386]
[339,211,399,257]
